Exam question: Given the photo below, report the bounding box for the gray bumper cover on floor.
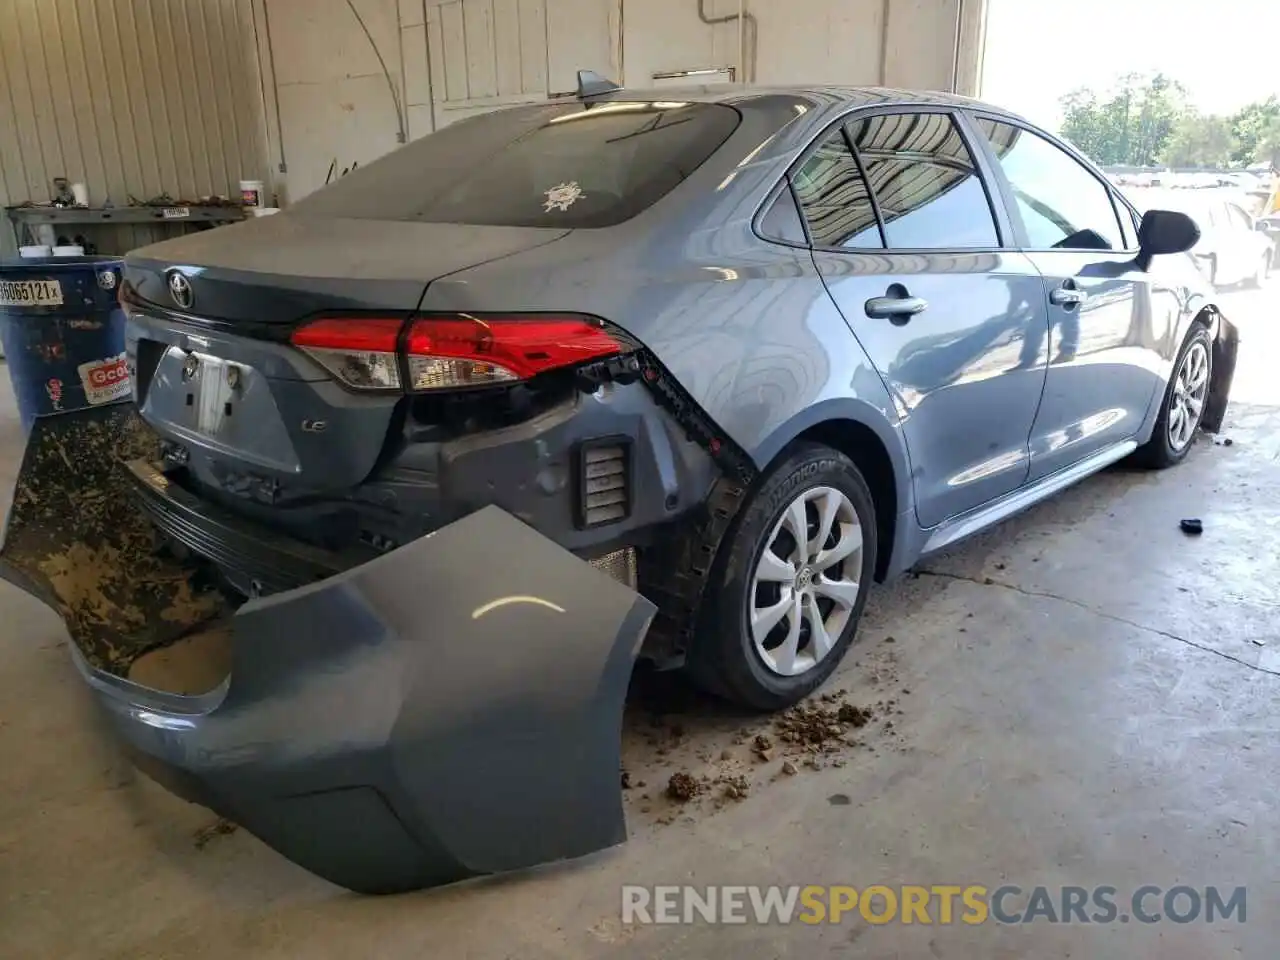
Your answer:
[35,502,656,893]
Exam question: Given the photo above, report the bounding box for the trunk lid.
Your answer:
[125,214,570,323]
[123,214,571,498]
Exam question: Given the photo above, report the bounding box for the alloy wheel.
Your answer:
[749,486,863,677]
[1168,340,1210,452]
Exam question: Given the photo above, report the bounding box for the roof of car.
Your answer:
[586,84,1024,119]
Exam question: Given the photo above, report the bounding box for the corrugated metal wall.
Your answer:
[0,0,269,255]
[425,0,619,124]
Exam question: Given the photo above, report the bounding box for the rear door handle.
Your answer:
[865,288,929,320]
[1049,284,1087,308]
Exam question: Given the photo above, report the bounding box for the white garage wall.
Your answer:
[261,0,988,202]
[254,0,409,203]
[424,0,620,129]
[0,0,269,255]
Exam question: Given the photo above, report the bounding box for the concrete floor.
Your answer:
[2,285,1278,959]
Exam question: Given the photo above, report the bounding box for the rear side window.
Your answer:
[290,101,740,228]
[848,113,999,249]
[791,132,883,249]
[758,183,808,245]
[973,117,1125,251]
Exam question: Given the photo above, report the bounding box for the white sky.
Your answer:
[981,0,1280,131]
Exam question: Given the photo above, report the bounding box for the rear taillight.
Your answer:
[290,317,402,390]
[290,314,627,392]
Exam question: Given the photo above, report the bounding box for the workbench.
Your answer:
[6,204,246,251]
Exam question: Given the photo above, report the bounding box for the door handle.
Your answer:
[865,288,929,321]
[1049,285,1087,308]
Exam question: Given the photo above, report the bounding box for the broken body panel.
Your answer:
[0,404,654,894]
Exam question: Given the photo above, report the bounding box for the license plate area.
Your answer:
[181,351,240,437]
[141,346,301,474]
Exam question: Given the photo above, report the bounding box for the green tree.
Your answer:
[1230,96,1280,165]
[1059,73,1186,166]
[1161,113,1238,168]
[1255,116,1280,169]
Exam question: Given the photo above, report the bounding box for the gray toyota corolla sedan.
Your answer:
[1,78,1235,893]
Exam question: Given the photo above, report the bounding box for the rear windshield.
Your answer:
[290,101,740,228]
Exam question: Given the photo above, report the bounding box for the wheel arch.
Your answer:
[1186,299,1238,434]
[753,400,912,582]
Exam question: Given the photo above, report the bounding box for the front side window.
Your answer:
[974,117,1125,251]
[848,112,999,250]
[791,131,883,249]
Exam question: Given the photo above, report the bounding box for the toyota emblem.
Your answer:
[167,270,193,309]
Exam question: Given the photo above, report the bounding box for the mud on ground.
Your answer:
[620,635,910,828]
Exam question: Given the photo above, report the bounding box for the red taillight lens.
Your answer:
[404,314,623,391]
[292,313,628,393]
[290,317,404,390]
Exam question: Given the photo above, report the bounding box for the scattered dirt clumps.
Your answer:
[775,700,875,747]
[751,733,774,761]
[837,703,874,727]
[193,817,238,850]
[666,771,702,802]
[720,775,750,801]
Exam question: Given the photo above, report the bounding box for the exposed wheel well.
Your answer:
[1196,304,1238,434]
[792,420,898,582]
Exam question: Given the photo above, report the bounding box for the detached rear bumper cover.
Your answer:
[1,408,655,894]
[89,507,653,893]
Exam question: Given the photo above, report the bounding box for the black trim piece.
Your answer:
[638,473,747,667]
[842,118,888,248]
[124,287,297,344]
[786,177,813,248]
[127,459,372,594]
[634,350,756,485]
[625,352,757,665]
[574,436,634,529]
[949,109,1009,249]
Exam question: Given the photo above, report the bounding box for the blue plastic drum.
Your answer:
[0,256,130,434]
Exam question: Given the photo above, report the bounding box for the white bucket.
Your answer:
[71,182,90,206]
[240,179,266,209]
[52,245,85,257]
[19,245,52,258]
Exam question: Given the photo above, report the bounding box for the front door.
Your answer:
[969,115,1167,479]
[795,111,1050,528]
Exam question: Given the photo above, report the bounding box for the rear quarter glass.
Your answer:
[288,101,741,228]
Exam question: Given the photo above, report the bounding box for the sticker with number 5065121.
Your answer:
[0,279,63,306]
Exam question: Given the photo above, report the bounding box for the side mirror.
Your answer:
[1136,210,1200,271]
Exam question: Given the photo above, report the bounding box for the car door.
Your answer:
[798,109,1050,528]
[969,115,1168,481]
